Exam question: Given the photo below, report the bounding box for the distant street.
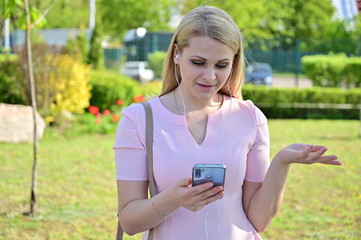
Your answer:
[245,75,313,88]
[272,75,313,88]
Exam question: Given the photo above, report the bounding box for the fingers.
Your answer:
[306,146,341,165]
[188,182,223,200]
[176,177,192,187]
[307,146,327,160]
[198,185,224,200]
[181,182,224,212]
[315,154,341,165]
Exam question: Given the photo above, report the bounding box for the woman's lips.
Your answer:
[197,83,214,91]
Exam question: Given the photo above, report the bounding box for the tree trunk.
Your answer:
[24,0,39,215]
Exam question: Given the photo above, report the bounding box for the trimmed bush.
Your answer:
[344,57,361,88]
[242,85,361,119]
[301,54,361,88]
[89,70,142,111]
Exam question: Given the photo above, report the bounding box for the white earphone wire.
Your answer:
[174,63,234,240]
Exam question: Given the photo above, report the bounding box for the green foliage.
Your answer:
[87,22,104,70]
[15,44,90,123]
[141,80,163,99]
[1,0,46,31]
[302,55,361,88]
[67,113,118,137]
[182,0,335,50]
[89,70,142,111]
[99,0,176,37]
[65,28,89,63]
[344,58,361,88]
[243,85,361,105]
[147,51,166,79]
[29,0,90,29]
[0,54,25,104]
[242,85,361,119]
[2,0,24,19]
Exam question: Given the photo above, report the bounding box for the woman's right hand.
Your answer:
[168,177,224,212]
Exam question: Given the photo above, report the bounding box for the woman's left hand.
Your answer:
[274,143,341,166]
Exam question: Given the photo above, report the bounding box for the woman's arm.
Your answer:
[117,177,224,235]
[242,144,341,233]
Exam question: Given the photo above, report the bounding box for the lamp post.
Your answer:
[136,27,147,61]
[4,18,10,52]
[89,0,96,31]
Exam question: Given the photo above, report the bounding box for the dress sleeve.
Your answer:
[245,102,270,182]
[113,104,148,181]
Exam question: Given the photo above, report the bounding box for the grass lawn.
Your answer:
[0,119,360,240]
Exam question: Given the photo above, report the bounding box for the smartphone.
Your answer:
[192,164,226,188]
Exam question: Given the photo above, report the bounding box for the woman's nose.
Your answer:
[201,67,216,81]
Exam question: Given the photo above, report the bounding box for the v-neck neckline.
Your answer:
[153,96,232,147]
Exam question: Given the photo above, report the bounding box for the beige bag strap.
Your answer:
[116,102,155,240]
[142,102,155,240]
[142,102,156,197]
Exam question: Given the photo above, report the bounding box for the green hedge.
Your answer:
[89,70,143,111]
[88,73,361,119]
[242,85,361,119]
[302,54,361,88]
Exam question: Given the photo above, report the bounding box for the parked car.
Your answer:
[120,61,155,83]
[245,63,273,86]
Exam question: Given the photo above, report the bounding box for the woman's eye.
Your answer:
[216,64,228,69]
[191,60,204,65]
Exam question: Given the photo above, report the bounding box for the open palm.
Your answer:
[275,143,341,165]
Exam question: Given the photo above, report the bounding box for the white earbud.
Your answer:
[174,54,179,63]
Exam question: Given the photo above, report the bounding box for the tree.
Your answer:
[182,0,273,46]
[99,0,176,38]
[181,0,336,50]
[2,0,54,214]
[87,15,104,69]
[27,0,89,29]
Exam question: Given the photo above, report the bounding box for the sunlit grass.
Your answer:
[0,120,360,239]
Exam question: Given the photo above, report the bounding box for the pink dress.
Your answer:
[114,96,270,240]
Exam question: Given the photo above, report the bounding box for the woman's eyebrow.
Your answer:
[190,55,231,62]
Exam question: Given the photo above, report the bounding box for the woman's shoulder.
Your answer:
[233,98,267,125]
[121,97,159,116]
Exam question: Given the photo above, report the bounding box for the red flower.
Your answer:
[88,106,99,115]
[133,95,145,103]
[116,99,124,106]
[96,112,102,117]
[103,109,111,116]
[95,117,101,125]
[112,114,119,123]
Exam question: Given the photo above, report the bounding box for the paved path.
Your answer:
[272,75,313,88]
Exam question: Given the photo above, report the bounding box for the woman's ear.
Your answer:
[173,44,180,64]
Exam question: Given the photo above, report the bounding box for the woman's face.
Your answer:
[176,35,234,101]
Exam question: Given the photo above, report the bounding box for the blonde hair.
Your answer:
[160,6,244,99]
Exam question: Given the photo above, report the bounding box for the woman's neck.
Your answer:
[174,86,222,114]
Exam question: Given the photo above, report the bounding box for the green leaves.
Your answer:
[2,0,24,19]
[17,5,47,29]
[100,0,177,37]
[181,0,336,50]
[2,0,47,29]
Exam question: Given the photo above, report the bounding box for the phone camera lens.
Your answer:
[195,169,201,178]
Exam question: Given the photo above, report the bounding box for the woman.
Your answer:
[113,6,341,240]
